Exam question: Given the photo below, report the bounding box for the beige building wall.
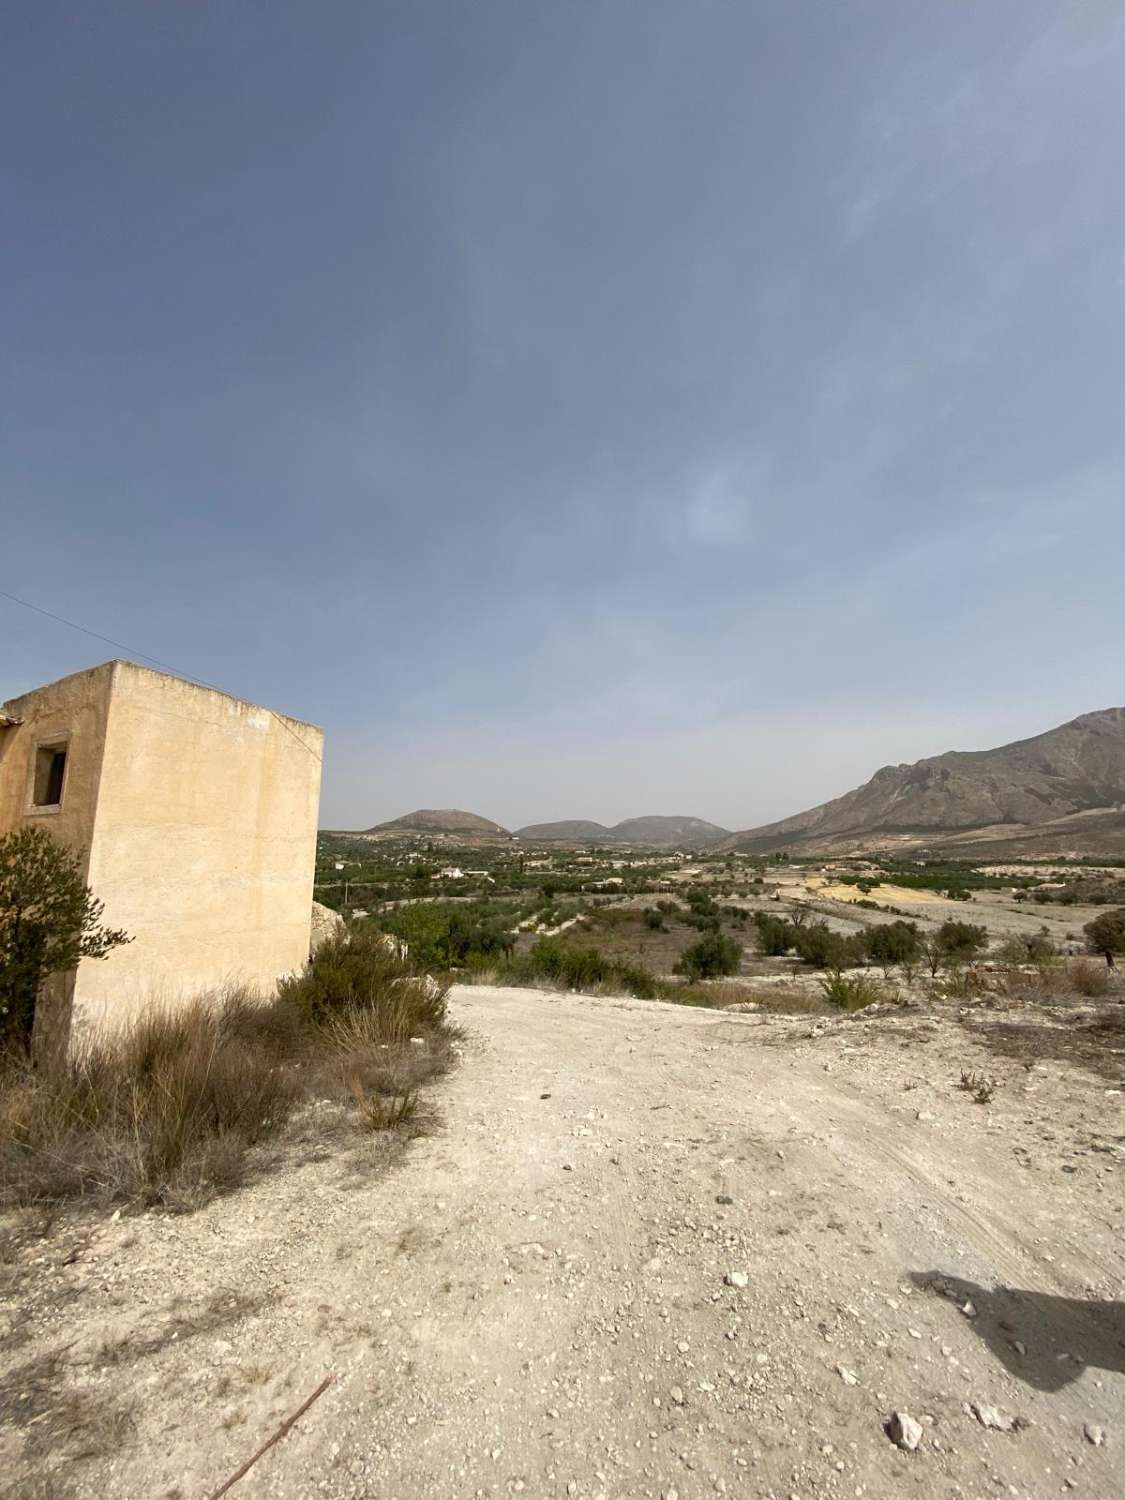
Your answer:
[1,660,324,1036]
[0,661,115,875]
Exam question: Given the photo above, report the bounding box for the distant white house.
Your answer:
[439,866,466,879]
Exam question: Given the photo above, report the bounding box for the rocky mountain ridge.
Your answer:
[722,707,1125,856]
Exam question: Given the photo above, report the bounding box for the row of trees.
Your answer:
[753,909,990,975]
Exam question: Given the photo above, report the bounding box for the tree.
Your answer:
[792,922,865,970]
[753,912,794,957]
[865,920,921,977]
[1084,908,1125,968]
[676,931,742,981]
[0,827,131,1052]
[924,919,988,975]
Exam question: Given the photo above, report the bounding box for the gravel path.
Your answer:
[6,985,1123,1499]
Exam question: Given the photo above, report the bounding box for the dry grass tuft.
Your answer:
[958,1068,998,1104]
[1067,958,1112,998]
[0,932,454,1212]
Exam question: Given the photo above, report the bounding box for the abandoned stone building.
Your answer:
[0,659,324,1041]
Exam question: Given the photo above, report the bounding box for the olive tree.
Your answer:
[0,826,130,1052]
[865,920,921,978]
[1084,908,1125,969]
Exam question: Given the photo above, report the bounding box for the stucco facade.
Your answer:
[0,660,323,1039]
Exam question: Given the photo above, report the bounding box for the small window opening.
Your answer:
[33,745,67,807]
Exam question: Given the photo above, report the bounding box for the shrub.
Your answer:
[605,958,661,999]
[793,923,864,970]
[997,932,1057,966]
[0,991,300,1209]
[924,920,989,974]
[0,828,131,1054]
[1068,958,1111,997]
[278,929,448,1040]
[819,970,882,1011]
[0,933,453,1211]
[753,913,795,956]
[939,965,992,999]
[958,1069,997,1104]
[676,931,742,981]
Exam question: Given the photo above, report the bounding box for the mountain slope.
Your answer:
[515,820,615,843]
[515,815,731,849]
[362,809,510,837]
[723,708,1125,854]
[610,815,730,848]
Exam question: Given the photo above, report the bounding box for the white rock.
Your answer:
[971,1402,1015,1432]
[724,1271,749,1289]
[836,1365,858,1385]
[888,1411,923,1451]
[1083,1423,1106,1447]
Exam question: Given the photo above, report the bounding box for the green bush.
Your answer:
[935,920,989,965]
[676,931,742,981]
[864,920,921,975]
[793,922,865,970]
[384,902,515,969]
[819,970,883,1011]
[753,912,795,956]
[279,928,448,1041]
[0,827,131,1054]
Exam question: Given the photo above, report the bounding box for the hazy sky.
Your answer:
[4,3,1124,831]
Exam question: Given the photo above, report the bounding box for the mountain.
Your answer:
[515,815,731,849]
[722,708,1125,856]
[516,820,617,844]
[610,816,731,848]
[361,808,510,837]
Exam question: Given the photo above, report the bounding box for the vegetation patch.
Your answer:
[819,970,885,1011]
[0,930,453,1212]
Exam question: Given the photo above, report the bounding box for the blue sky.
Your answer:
[3,2,1123,831]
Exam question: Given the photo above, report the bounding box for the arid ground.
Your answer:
[3,984,1122,1499]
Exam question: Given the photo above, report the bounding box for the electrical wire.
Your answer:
[0,586,322,761]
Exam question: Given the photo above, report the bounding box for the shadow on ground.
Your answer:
[911,1271,1125,1391]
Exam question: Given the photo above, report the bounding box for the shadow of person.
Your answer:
[910,1271,1125,1392]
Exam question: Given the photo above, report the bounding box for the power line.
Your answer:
[0,586,322,762]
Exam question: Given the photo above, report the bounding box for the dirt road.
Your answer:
[9,986,1124,1499]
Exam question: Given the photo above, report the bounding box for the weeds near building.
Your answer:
[0,931,452,1212]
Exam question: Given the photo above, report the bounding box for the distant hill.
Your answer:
[610,815,731,848]
[515,815,731,849]
[361,808,510,837]
[516,820,617,844]
[722,708,1125,857]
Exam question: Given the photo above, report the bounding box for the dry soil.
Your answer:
[2,985,1123,1500]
